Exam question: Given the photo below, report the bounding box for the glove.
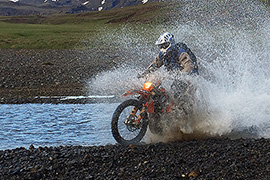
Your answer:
[137,73,143,79]
[138,72,148,78]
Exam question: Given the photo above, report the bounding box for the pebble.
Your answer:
[1,138,270,179]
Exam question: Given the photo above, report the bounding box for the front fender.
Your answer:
[123,90,138,97]
[123,90,150,99]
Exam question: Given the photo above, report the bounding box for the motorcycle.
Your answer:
[111,81,174,146]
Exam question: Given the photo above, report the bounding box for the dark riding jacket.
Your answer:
[146,45,196,75]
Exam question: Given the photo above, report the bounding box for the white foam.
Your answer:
[36,95,114,100]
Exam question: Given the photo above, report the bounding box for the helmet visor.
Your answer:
[158,42,170,49]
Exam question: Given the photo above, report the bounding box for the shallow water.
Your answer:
[0,103,118,150]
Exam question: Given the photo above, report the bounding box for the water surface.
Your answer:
[0,103,118,150]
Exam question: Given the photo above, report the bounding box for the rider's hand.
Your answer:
[137,74,143,79]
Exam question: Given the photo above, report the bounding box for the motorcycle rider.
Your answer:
[139,32,199,134]
[139,32,198,99]
[140,32,198,77]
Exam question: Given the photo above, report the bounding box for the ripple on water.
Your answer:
[0,103,119,150]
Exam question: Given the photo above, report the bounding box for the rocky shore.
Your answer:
[0,49,118,104]
[1,138,270,179]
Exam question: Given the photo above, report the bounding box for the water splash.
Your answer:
[88,0,270,142]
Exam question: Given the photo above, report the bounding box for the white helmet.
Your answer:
[155,32,175,53]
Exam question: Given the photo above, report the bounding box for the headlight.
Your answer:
[143,82,154,91]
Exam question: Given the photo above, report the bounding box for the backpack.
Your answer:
[175,42,199,74]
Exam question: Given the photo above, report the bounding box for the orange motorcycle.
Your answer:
[111,81,174,145]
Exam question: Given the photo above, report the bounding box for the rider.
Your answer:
[140,32,199,115]
[139,32,199,134]
[141,32,198,76]
[138,32,199,97]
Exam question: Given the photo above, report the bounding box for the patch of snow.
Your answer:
[98,7,103,11]
[142,0,148,4]
[9,0,19,2]
[101,0,105,5]
[82,1,89,5]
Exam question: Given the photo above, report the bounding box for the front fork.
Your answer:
[124,106,147,129]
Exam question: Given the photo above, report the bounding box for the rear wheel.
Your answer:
[111,99,148,146]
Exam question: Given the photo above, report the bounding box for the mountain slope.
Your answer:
[0,0,160,16]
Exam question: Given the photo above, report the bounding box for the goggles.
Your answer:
[158,42,170,49]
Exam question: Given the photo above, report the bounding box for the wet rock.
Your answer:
[29,144,35,150]
[129,144,136,149]
[188,169,200,178]
[1,137,269,179]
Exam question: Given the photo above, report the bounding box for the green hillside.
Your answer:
[0,2,165,49]
[0,0,269,50]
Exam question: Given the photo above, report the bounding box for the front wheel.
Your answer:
[111,99,148,146]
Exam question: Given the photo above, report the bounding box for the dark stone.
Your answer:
[2,138,269,179]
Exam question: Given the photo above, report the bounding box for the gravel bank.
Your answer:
[1,138,269,179]
[0,49,118,104]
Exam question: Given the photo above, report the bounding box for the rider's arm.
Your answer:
[139,55,163,78]
[178,52,195,73]
[147,55,163,71]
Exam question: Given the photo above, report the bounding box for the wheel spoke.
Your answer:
[118,105,141,141]
[112,99,147,145]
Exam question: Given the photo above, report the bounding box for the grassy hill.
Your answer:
[1,0,269,49]
[0,2,166,49]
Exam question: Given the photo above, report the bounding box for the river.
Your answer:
[0,103,118,150]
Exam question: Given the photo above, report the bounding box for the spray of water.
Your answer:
[88,0,270,143]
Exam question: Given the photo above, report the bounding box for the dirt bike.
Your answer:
[111,81,174,146]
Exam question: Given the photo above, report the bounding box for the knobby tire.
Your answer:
[111,99,148,146]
